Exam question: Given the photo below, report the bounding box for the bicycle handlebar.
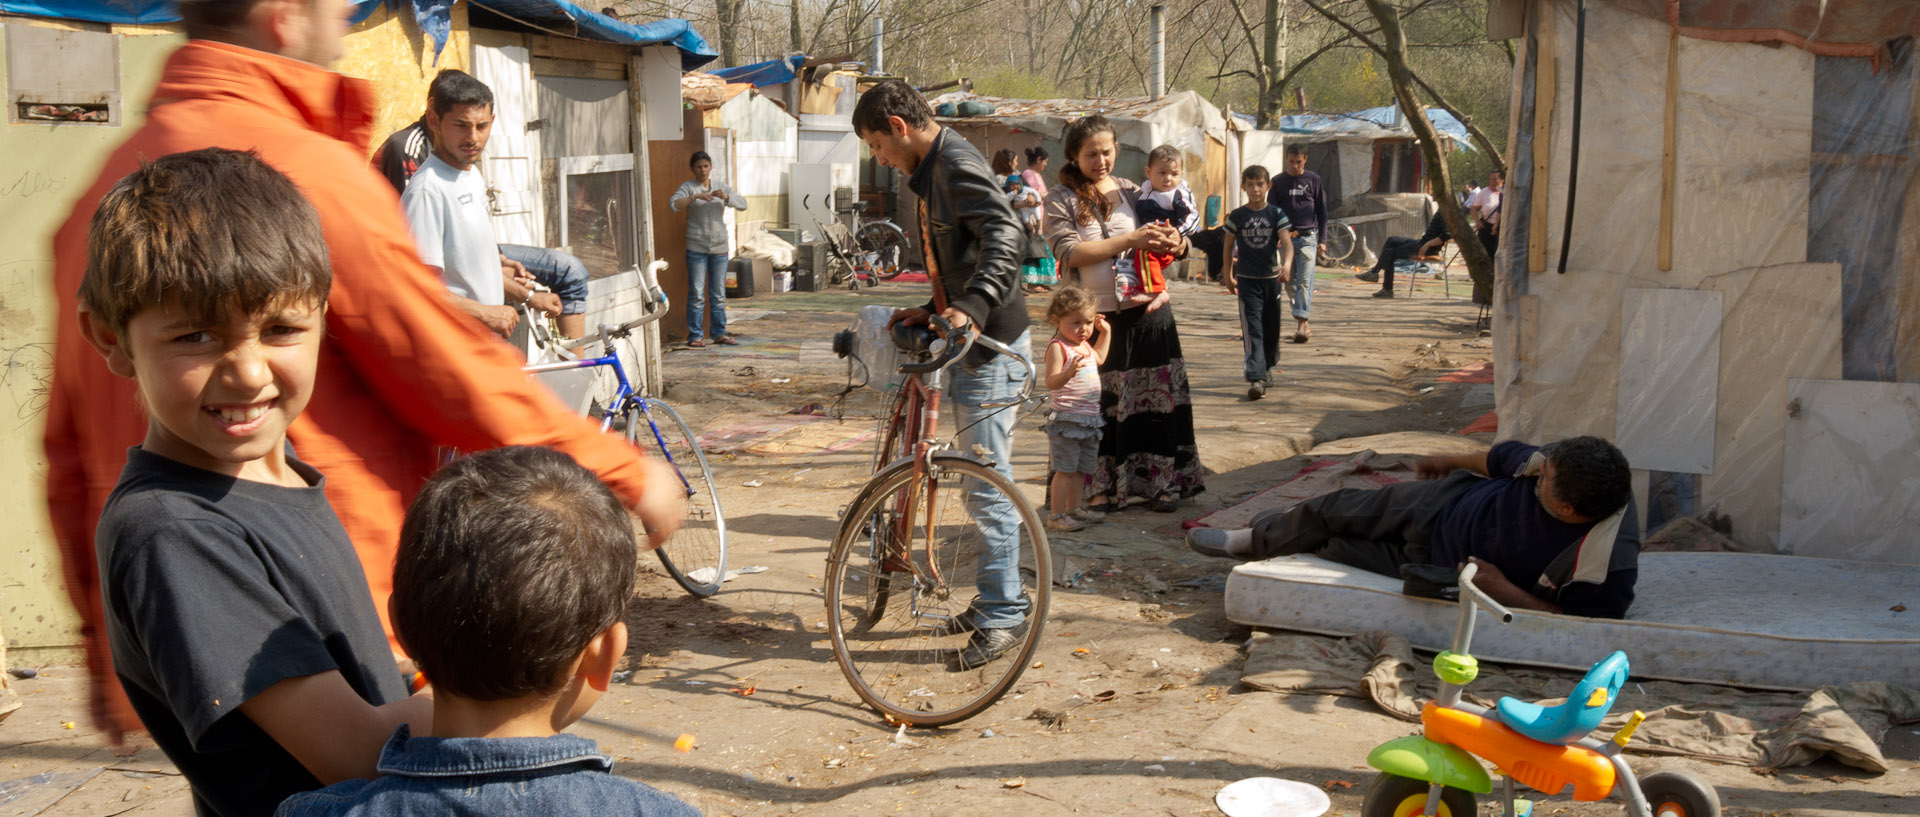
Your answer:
[893,315,1037,409]
[592,259,671,348]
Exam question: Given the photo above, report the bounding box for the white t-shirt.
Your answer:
[401,154,503,305]
[1468,187,1502,228]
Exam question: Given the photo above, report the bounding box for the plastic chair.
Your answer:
[1494,651,1630,745]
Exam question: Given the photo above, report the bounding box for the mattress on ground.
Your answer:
[1224,551,1920,691]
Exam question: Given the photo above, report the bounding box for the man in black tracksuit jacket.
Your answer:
[854,81,1032,670]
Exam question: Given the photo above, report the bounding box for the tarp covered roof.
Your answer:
[1255,106,1474,151]
[1600,0,1920,59]
[0,0,716,69]
[927,90,1227,144]
[709,55,806,87]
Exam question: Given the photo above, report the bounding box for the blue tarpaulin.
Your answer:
[0,0,715,70]
[709,55,805,87]
[1246,105,1476,151]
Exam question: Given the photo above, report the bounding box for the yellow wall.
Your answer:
[0,18,181,661]
[337,2,471,154]
[0,7,467,658]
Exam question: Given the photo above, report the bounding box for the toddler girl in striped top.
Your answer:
[1042,286,1112,531]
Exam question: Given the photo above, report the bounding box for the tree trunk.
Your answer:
[714,0,742,67]
[790,0,802,53]
[1360,0,1495,300]
[1259,0,1285,128]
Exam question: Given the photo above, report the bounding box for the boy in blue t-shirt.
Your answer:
[1222,164,1295,400]
[78,148,428,817]
[277,446,699,817]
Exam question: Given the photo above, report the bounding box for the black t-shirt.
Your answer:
[1268,171,1327,233]
[372,119,430,195]
[1428,441,1640,619]
[97,447,404,817]
[1223,204,1291,280]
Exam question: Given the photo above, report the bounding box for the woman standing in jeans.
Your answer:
[670,151,747,347]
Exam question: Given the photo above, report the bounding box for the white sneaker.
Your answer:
[1047,513,1087,532]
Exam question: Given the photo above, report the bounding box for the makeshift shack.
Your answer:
[0,0,712,659]
[711,55,863,233]
[649,71,798,330]
[1494,0,1920,563]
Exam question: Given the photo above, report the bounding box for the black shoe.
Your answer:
[1372,288,1395,299]
[955,617,1030,670]
[1248,380,1267,400]
[1357,271,1381,283]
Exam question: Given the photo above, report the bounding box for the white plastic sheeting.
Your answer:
[1781,379,1920,565]
[1496,0,1915,561]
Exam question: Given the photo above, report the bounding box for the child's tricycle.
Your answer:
[1359,563,1720,817]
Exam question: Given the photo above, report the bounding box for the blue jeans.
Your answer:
[684,251,728,340]
[1287,233,1317,320]
[947,330,1032,629]
[498,244,588,315]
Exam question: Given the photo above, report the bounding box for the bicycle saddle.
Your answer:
[890,321,938,354]
[1495,651,1629,745]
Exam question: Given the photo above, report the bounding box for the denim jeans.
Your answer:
[1237,277,1282,382]
[685,251,729,340]
[946,330,1032,629]
[1287,233,1317,319]
[498,244,589,315]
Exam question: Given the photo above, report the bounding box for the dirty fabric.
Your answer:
[1240,630,1920,771]
[1190,450,1413,531]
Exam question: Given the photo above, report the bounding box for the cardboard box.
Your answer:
[750,256,774,295]
[772,270,793,292]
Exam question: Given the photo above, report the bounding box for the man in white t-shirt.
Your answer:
[401,71,525,337]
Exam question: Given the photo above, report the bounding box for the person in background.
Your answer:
[1022,146,1051,200]
[276,448,699,817]
[398,72,523,338]
[45,0,682,744]
[1223,164,1293,400]
[669,151,747,348]
[995,149,1052,294]
[1269,144,1327,343]
[1467,170,1503,306]
[1356,209,1450,297]
[1044,115,1204,514]
[373,69,589,341]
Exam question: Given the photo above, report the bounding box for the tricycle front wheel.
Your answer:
[1639,771,1720,817]
[1361,774,1476,817]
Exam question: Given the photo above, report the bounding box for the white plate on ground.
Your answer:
[1215,777,1331,817]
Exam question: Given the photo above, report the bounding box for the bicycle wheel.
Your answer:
[629,399,728,597]
[858,222,910,279]
[824,453,1051,726]
[1321,221,1358,266]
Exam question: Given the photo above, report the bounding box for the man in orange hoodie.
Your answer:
[46,0,682,742]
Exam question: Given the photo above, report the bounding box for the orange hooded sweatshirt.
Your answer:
[46,42,654,719]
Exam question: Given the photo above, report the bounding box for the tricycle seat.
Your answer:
[1494,651,1629,745]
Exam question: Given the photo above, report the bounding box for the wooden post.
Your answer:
[1658,24,1678,271]
[1527,2,1558,274]
[629,51,662,392]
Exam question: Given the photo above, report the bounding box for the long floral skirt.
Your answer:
[1091,302,1205,502]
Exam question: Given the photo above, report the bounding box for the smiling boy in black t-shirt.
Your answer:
[76,148,429,817]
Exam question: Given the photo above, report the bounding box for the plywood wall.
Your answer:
[336,2,472,157]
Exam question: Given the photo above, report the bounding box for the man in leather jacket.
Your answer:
[855,81,1035,669]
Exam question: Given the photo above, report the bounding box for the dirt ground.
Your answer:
[4,266,1916,816]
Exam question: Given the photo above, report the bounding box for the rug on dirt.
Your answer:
[697,412,876,457]
[1239,629,1920,771]
[1187,451,1413,530]
[1457,410,1498,435]
[1437,360,1493,383]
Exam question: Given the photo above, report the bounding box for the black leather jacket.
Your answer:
[907,128,1028,360]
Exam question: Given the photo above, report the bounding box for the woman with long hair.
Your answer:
[1042,116,1204,512]
[1022,146,1050,199]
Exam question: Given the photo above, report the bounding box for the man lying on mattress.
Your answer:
[1188,437,1639,619]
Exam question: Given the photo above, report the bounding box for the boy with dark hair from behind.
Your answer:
[277,446,700,817]
[1222,164,1294,400]
[77,147,429,817]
